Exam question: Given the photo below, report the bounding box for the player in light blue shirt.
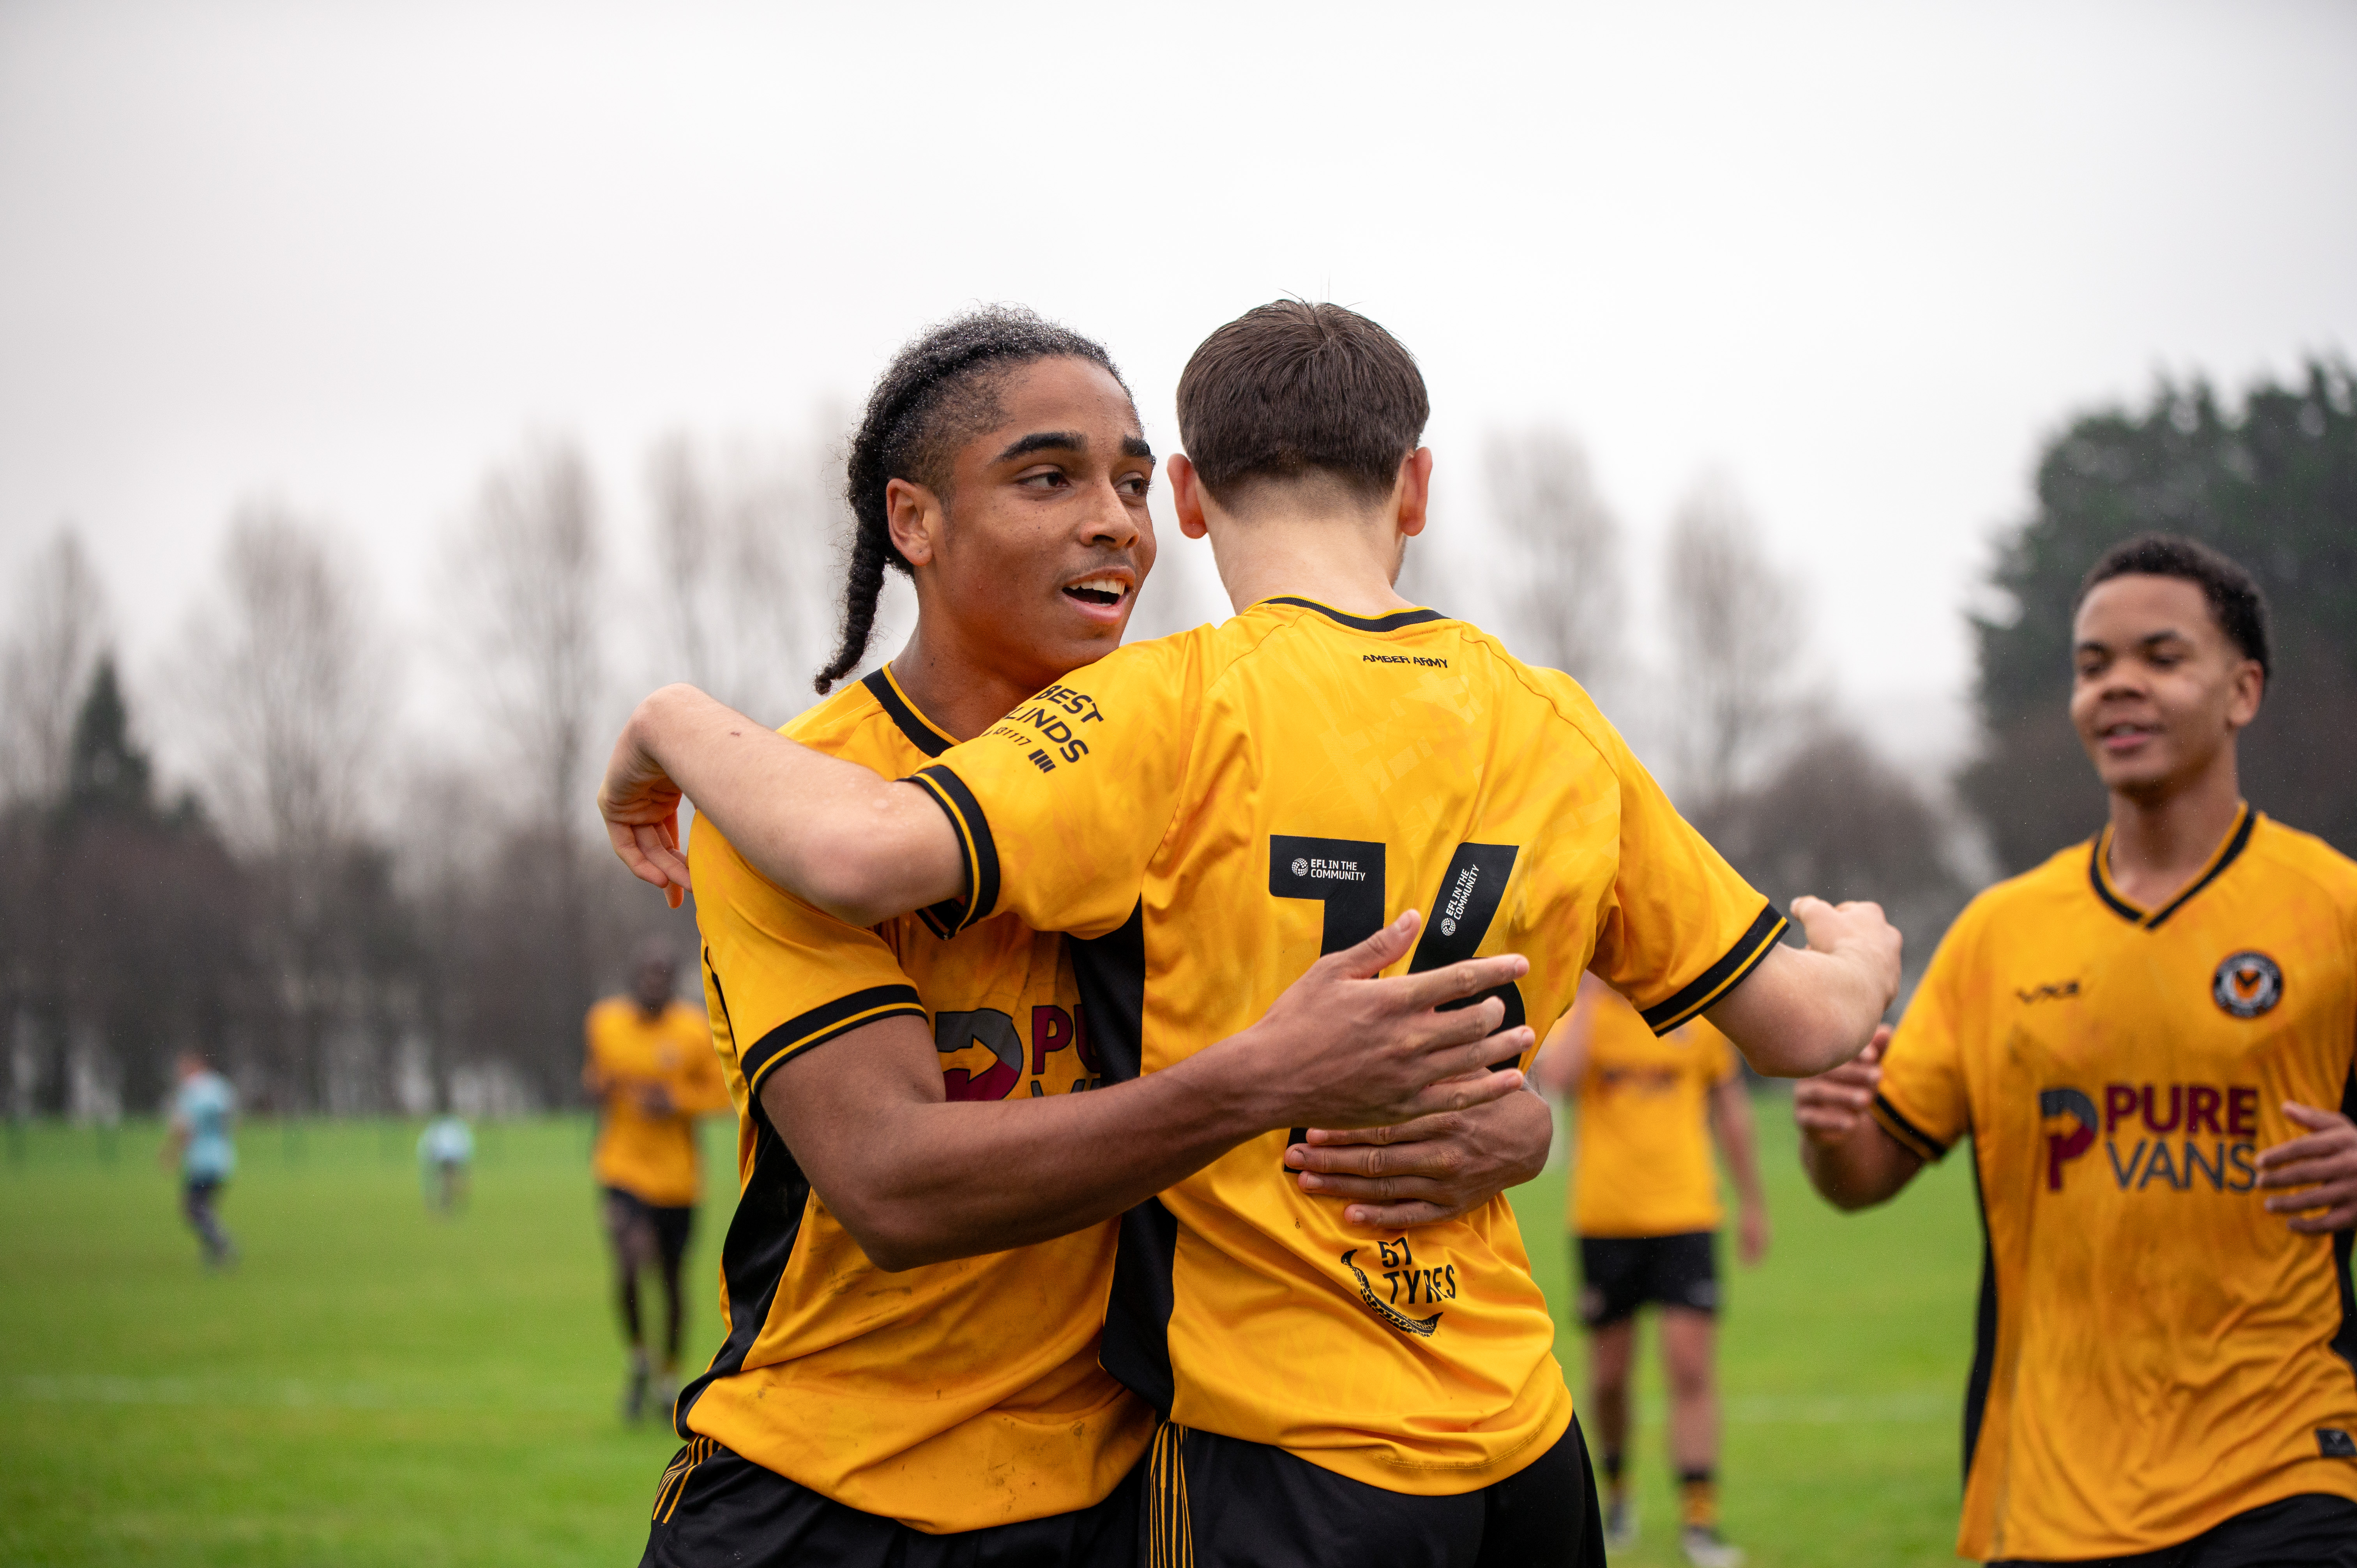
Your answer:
[163,1051,237,1267]
[417,1114,474,1214]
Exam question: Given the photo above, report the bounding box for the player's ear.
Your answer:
[1397,448,1434,539]
[1168,454,1210,540]
[885,477,945,567]
[2226,657,2265,729]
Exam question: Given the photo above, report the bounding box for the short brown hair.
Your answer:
[2076,533,2271,680]
[1175,301,1429,507]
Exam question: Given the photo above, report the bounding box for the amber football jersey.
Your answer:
[678,666,1152,1534]
[585,997,730,1208]
[907,596,1784,1495]
[1875,807,2357,1561]
[1567,989,1739,1239]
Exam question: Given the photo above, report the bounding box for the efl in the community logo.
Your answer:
[2212,952,2283,1019]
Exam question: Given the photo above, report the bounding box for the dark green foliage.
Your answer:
[1963,358,2357,872]
[64,656,153,818]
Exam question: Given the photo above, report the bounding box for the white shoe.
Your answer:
[1602,1495,1636,1550]
[1681,1525,1745,1568]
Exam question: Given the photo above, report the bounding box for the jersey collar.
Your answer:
[1257,595,1449,633]
[862,664,958,759]
[2088,802,2257,930]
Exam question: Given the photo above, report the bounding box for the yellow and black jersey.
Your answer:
[1875,806,2357,1561]
[906,596,1783,1496]
[679,666,1152,1535]
[1564,989,1739,1240]
[585,997,730,1208]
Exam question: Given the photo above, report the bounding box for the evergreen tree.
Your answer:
[64,655,154,821]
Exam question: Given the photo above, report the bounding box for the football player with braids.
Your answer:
[1797,536,2357,1566]
[638,306,1555,1567]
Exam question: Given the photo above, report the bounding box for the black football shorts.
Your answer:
[1991,1491,2357,1567]
[1574,1231,1718,1328]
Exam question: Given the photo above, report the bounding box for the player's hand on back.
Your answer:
[599,688,695,909]
[1792,1025,1890,1146]
[2254,1102,2357,1233]
[1288,1084,1552,1232]
[1230,909,1535,1133]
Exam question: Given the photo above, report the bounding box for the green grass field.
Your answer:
[0,1098,1982,1566]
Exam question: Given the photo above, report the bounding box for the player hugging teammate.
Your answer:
[603,300,1901,1566]
[1797,536,2357,1566]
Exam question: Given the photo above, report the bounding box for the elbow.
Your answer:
[791,840,908,930]
[828,1201,945,1274]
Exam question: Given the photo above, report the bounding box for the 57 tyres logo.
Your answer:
[1340,1235,1456,1337]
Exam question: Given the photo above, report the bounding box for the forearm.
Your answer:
[1799,1118,1920,1211]
[1708,945,1886,1077]
[633,684,960,923]
[791,1047,1283,1270]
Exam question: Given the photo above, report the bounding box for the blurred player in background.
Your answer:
[1797,535,2357,1565]
[1538,974,1767,1568]
[162,1049,239,1269]
[417,1113,473,1215]
[585,942,731,1423]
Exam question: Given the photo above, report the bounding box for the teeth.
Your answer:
[1068,576,1127,596]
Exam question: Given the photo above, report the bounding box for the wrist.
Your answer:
[1172,1029,1288,1139]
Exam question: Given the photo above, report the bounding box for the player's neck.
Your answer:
[1200,510,1418,620]
[2103,746,2245,910]
[885,619,1053,743]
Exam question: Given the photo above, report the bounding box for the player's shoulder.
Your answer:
[2243,812,2357,907]
[1960,838,2095,924]
[781,668,951,773]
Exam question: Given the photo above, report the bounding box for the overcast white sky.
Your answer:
[3,0,2352,769]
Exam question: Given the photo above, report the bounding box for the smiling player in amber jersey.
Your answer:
[603,302,1899,1566]
[638,307,1555,1568]
[1797,535,2357,1566]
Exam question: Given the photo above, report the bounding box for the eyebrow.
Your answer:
[992,430,1157,463]
[1121,434,1154,460]
[2077,629,2192,656]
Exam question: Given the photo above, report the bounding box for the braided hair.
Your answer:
[815,306,1130,694]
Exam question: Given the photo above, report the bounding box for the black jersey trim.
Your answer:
[740,984,928,1096]
[861,666,953,759]
[2088,805,2257,930]
[905,765,1001,937]
[1870,1092,1950,1163]
[2145,806,2256,929]
[1962,1161,1998,1484]
[675,982,814,1439]
[1640,903,1789,1034]
[1261,595,1448,633]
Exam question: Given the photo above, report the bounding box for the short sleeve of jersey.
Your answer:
[1871,901,1978,1162]
[908,634,1202,941]
[690,816,928,1101]
[1585,728,1787,1035]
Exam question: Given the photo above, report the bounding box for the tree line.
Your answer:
[3,358,2348,1119]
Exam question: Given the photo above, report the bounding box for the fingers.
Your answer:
[2280,1102,2347,1132]
[635,819,693,890]
[1337,1200,1461,1231]
[1297,1168,1443,1201]
[1399,1066,1526,1120]
[2286,1203,2357,1234]
[1392,952,1531,1012]
[1322,909,1424,980]
[1422,1028,1535,1084]
[1291,1127,1462,1180]
[1300,1113,1447,1151]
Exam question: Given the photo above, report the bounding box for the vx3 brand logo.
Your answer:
[2213,951,2283,1019]
[2016,979,2081,1005]
[2038,1081,2262,1193]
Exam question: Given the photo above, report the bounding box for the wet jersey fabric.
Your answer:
[679,666,1152,1535]
[1875,806,2357,1561]
[908,597,1783,1496]
[586,998,730,1207]
[1567,991,1737,1239]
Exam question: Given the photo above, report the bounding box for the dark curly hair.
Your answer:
[2076,533,2271,681]
[814,307,1129,694]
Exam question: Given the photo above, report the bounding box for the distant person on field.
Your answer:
[1796,536,2357,1565]
[586,942,730,1424]
[162,1050,238,1269]
[417,1113,474,1215]
[1538,974,1768,1568]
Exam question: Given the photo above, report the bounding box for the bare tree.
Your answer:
[176,506,391,860]
[1486,426,1622,686]
[460,437,607,840]
[1663,475,1803,812]
[1,529,108,806]
[647,424,843,724]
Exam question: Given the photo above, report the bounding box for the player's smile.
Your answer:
[1059,567,1134,621]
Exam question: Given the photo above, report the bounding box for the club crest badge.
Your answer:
[2212,951,2283,1019]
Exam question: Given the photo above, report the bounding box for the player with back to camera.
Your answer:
[633,307,1555,1568]
[584,942,731,1423]
[1795,535,2357,1566]
[604,301,1902,1566]
[1535,975,1769,1568]
[163,1049,238,1269]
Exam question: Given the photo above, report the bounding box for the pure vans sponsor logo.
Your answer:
[2040,1081,2261,1193]
[1361,653,1448,669]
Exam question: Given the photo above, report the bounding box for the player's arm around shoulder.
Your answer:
[600,682,964,926]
